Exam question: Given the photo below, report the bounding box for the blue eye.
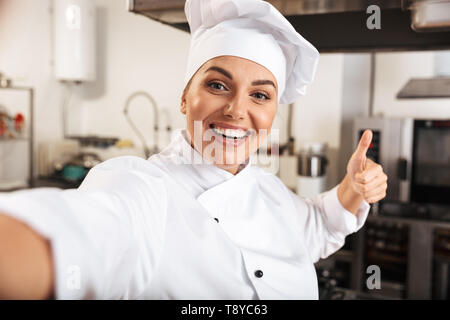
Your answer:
[208,82,226,91]
[207,81,270,101]
[252,92,270,100]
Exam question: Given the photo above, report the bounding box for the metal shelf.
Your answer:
[0,86,34,188]
[0,137,29,142]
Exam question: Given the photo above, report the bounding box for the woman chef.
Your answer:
[0,0,387,300]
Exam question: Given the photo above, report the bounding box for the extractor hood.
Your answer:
[397,77,450,98]
[397,51,450,99]
[127,0,450,52]
[410,0,450,32]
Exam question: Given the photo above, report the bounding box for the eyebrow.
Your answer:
[204,66,277,89]
[251,79,276,89]
[205,66,233,80]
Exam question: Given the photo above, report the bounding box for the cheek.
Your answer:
[186,91,220,121]
[247,107,276,152]
[251,107,277,132]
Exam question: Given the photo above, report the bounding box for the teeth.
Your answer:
[211,125,248,139]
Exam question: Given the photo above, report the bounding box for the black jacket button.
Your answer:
[214,217,219,223]
[254,270,263,278]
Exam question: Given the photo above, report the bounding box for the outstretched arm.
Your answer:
[0,157,168,300]
[0,213,54,299]
[291,130,387,263]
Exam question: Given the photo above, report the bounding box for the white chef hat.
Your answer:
[184,0,320,104]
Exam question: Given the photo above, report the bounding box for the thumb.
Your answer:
[353,129,373,172]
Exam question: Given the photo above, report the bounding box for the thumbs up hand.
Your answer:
[346,129,388,204]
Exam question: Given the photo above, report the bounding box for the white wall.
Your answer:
[292,54,344,188]
[0,0,61,184]
[293,54,344,149]
[289,50,450,188]
[0,0,63,141]
[0,0,191,182]
[374,51,450,119]
[76,0,190,148]
[338,53,371,181]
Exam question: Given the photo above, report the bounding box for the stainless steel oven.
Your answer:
[353,117,450,205]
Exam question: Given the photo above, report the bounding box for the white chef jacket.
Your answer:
[0,129,370,300]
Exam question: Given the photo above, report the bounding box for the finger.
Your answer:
[362,179,388,199]
[354,173,388,193]
[353,130,373,166]
[355,162,383,184]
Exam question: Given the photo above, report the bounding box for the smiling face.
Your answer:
[180,55,278,174]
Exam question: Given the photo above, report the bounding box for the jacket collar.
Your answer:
[154,128,252,196]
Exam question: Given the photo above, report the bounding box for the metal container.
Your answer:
[296,142,328,198]
[297,142,328,177]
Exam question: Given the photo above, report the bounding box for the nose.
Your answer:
[223,93,247,120]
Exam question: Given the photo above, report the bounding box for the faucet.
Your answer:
[123,91,159,158]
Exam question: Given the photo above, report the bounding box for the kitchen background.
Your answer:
[0,0,449,300]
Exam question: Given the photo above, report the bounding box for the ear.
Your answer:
[180,90,187,115]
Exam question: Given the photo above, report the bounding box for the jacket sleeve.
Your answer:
[289,185,370,263]
[0,156,168,299]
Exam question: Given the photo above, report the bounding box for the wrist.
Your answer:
[337,174,364,215]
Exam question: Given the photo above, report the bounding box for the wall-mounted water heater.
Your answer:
[53,0,96,82]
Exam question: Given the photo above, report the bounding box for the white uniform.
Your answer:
[0,129,370,299]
